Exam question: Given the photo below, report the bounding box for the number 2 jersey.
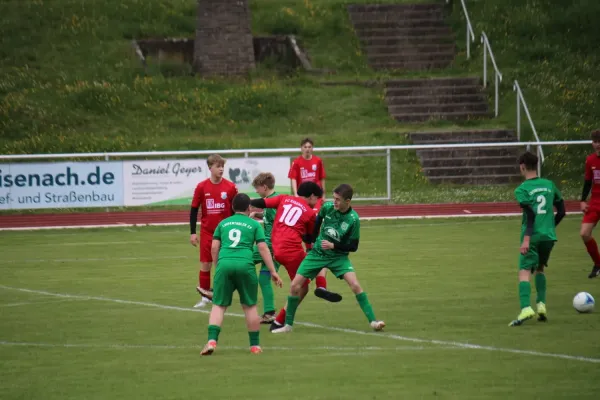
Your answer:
[514,177,563,242]
[213,213,266,263]
[263,195,315,253]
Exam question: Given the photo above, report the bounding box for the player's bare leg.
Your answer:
[581,223,600,278]
[201,304,226,356]
[342,272,385,331]
[313,269,343,303]
[242,304,262,353]
[272,274,310,333]
[195,261,213,307]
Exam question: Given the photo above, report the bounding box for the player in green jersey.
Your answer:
[509,151,566,327]
[250,173,281,324]
[200,193,283,356]
[271,184,385,333]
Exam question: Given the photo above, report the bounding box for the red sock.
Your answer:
[585,238,600,265]
[199,270,211,290]
[315,276,327,289]
[275,308,286,325]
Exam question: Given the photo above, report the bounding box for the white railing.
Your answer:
[447,0,475,59]
[0,140,589,199]
[481,32,502,117]
[513,80,544,176]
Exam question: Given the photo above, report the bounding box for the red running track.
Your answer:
[0,201,581,229]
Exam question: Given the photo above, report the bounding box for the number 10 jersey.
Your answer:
[263,195,316,253]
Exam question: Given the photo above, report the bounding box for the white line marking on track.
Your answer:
[4,212,585,231]
[1,285,598,364]
[463,210,472,214]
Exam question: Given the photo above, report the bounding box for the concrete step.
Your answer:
[372,60,453,70]
[385,77,480,88]
[386,85,483,97]
[394,111,493,122]
[369,51,454,63]
[353,19,447,30]
[348,3,444,13]
[389,102,488,114]
[355,26,453,38]
[366,44,455,55]
[427,174,521,185]
[409,129,515,141]
[417,148,521,158]
[420,155,518,168]
[350,10,444,22]
[423,165,520,177]
[387,94,486,105]
[363,35,454,46]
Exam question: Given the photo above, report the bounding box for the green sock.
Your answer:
[248,331,259,347]
[284,296,300,326]
[208,325,221,342]
[259,271,275,314]
[356,292,376,322]
[519,281,531,309]
[535,274,547,304]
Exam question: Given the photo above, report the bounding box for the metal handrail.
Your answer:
[447,0,475,59]
[514,80,545,175]
[481,32,502,117]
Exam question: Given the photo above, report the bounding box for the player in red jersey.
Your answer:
[581,130,600,278]
[288,138,326,198]
[190,154,238,307]
[250,182,342,330]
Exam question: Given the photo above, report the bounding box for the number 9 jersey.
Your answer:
[263,195,316,254]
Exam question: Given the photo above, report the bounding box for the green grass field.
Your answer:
[1,217,599,399]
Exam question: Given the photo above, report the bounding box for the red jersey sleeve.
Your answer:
[288,159,299,182]
[191,182,203,208]
[264,195,284,209]
[585,156,593,180]
[318,157,326,180]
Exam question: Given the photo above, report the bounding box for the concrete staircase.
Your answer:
[385,77,491,122]
[410,130,522,184]
[348,3,454,71]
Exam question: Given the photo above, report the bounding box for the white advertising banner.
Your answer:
[122,156,291,206]
[0,162,124,210]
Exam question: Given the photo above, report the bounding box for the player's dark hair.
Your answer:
[518,151,538,171]
[297,181,323,198]
[300,137,313,147]
[591,130,600,141]
[232,193,251,212]
[334,184,353,200]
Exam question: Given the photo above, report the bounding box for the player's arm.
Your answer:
[189,184,202,246]
[211,224,222,263]
[519,202,535,255]
[302,214,316,245]
[336,217,360,252]
[319,159,326,198]
[250,195,282,209]
[288,161,299,196]
[582,158,593,212]
[250,211,264,220]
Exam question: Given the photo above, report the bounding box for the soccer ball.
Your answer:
[572,292,595,313]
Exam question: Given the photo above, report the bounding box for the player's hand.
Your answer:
[520,237,530,255]
[249,211,257,219]
[321,240,334,250]
[581,201,589,213]
[190,234,199,247]
[271,272,283,288]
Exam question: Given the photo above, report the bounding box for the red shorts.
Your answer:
[273,246,309,286]
[200,231,213,263]
[583,205,600,225]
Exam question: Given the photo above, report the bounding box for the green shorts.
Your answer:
[297,251,354,280]
[212,259,258,307]
[519,240,555,272]
[252,245,280,273]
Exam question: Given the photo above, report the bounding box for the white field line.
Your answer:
[0,299,77,308]
[0,285,598,364]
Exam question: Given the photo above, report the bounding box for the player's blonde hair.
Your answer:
[252,172,275,189]
[207,154,226,168]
